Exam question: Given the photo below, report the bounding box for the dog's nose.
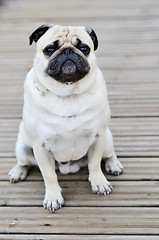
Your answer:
[61,49,73,55]
[62,60,77,75]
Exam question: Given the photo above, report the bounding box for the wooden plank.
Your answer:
[2,21,159,37]
[2,5,159,19]
[6,0,159,4]
[0,136,158,157]
[2,30,159,44]
[0,207,159,234]
[1,158,159,181]
[1,84,159,101]
[0,235,159,240]
[3,42,159,56]
[0,102,159,118]
[110,102,159,117]
[3,41,159,56]
[1,69,159,84]
[0,181,159,207]
[2,55,159,70]
[6,0,159,7]
[0,118,159,137]
[110,118,159,136]
[2,34,159,45]
[1,19,159,33]
[92,69,159,83]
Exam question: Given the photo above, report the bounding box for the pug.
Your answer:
[8,24,123,211]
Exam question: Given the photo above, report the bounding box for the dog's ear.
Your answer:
[29,25,51,45]
[86,27,98,51]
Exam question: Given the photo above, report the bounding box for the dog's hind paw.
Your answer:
[105,156,123,176]
[8,164,29,183]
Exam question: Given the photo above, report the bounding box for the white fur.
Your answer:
[8,25,123,211]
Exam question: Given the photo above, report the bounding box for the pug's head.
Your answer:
[29,24,98,95]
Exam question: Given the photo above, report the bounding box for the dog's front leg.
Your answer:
[33,141,64,211]
[88,130,113,195]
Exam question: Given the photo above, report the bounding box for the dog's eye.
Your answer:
[43,46,56,57]
[43,40,60,57]
[47,47,55,52]
[79,45,90,56]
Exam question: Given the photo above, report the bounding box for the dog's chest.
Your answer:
[38,99,107,162]
[43,125,97,162]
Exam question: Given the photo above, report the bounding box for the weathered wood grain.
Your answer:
[0,103,159,118]
[0,235,159,240]
[0,181,159,207]
[1,158,159,181]
[0,135,158,157]
[0,207,159,234]
[1,117,159,137]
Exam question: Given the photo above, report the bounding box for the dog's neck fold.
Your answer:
[34,72,49,96]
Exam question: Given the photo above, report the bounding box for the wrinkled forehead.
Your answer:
[39,25,92,47]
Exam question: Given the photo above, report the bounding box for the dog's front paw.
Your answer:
[89,171,113,195]
[43,188,65,212]
[105,156,123,176]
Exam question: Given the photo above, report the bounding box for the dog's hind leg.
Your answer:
[8,122,36,183]
[103,127,123,176]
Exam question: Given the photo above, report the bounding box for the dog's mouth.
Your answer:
[46,48,90,83]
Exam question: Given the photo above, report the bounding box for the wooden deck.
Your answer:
[0,0,159,239]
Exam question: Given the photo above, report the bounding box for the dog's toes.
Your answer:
[92,182,113,195]
[43,196,65,212]
[106,165,123,176]
[105,158,123,176]
[89,172,113,195]
[8,164,29,183]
